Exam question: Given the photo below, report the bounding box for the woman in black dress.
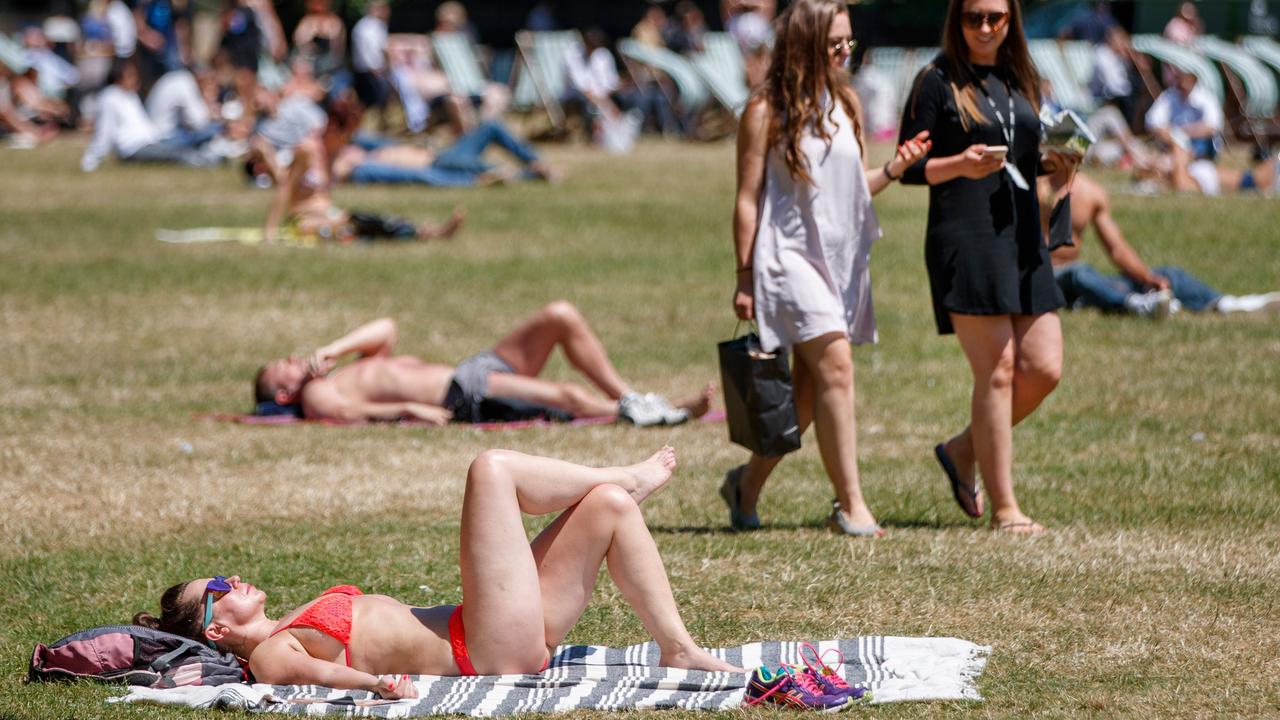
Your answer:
[898,0,1077,534]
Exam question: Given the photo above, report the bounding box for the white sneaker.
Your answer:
[617,393,688,427]
[1215,292,1280,313]
[1124,289,1173,319]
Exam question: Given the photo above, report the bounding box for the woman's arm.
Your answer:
[251,641,417,699]
[897,67,1004,186]
[865,130,931,195]
[732,97,770,321]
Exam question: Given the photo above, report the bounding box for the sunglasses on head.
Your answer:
[961,10,1009,30]
[200,576,232,649]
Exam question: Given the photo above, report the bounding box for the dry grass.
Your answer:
[1,137,1278,719]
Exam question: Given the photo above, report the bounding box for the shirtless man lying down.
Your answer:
[253,301,713,426]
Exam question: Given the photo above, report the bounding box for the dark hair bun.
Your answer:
[133,611,161,629]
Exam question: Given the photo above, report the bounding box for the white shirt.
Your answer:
[82,85,162,171]
[1090,44,1131,99]
[105,0,136,58]
[1145,84,1222,133]
[145,69,210,137]
[563,45,618,98]
[351,15,387,73]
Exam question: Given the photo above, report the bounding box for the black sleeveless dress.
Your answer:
[898,60,1064,335]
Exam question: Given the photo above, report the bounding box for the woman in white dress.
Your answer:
[727,0,930,536]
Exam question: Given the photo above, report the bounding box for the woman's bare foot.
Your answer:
[660,645,746,673]
[417,206,466,241]
[625,446,676,504]
[675,384,715,419]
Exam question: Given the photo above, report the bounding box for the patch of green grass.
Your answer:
[2,137,1279,718]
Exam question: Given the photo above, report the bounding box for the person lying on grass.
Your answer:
[261,132,465,245]
[134,447,743,698]
[253,302,713,426]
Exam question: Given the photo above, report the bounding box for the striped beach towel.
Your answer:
[110,636,990,715]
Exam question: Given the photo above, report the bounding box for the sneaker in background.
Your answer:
[743,665,850,712]
[618,392,688,427]
[1124,289,1173,319]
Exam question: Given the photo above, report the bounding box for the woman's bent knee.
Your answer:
[579,484,637,516]
[467,449,517,488]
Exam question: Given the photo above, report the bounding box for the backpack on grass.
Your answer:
[29,624,247,688]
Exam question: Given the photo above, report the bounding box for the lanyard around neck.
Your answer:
[976,72,1016,149]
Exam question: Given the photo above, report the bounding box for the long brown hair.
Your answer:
[937,0,1040,131]
[756,0,863,186]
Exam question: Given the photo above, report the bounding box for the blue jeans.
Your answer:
[1055,264,1221,313]
[349,121,540,187]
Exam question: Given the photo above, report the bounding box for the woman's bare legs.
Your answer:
[946,313,1062,532]
[736,333,876,529]
[459,448,739,674]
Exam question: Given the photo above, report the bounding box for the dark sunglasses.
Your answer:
[961,11,1009,30]
[828,38,857,54]
[200,576,232,649]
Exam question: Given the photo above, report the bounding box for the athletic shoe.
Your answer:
[1124,289,1173,319]
[618,392,688,427]
[743,665,850,712]
[1215,292,1280,313]
[798,643,870,703]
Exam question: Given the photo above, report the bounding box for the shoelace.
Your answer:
[781,664,827,695]
[800,642,853,691]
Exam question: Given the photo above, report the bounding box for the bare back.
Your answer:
[1050,173,1105,267]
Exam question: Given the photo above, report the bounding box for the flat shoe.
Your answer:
[827,500,886,538]
[935,443,983,518]
[719,465,760,531]
[990,520,1045,535]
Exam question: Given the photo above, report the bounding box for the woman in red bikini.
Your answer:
[134,447,742,698]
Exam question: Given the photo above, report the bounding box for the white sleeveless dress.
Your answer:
[753,101,881,352]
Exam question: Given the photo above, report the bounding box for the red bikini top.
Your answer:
[271,585,363,666]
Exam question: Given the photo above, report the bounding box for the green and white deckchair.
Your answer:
[1130,34,1224,104]
[1243,36,1280,80]
[431,31,487,98]
[616,38,710,114]
[1029,39,1096,113]
[1196,36,1276,120]
[513,30,580,129]
[1058,40,1095,92]
[689,32,749,115]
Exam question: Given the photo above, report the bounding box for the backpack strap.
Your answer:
[148,637,213,673]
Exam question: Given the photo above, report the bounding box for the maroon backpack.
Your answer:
[29,624,248,688]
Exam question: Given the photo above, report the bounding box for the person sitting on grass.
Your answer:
[253,303,713,426]
[261,132,465,244]
[133,446,744,697]
[1049,171,1280,317]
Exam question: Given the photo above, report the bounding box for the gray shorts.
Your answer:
[442,351,573,424]
[450,351,514,402]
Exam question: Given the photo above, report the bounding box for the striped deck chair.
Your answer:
[689,32,749,116]
[871,46,910,108]
[431,31,488,98]
[1058,40,1095,93]
[903,48,938,108]
[1243,36,1280,79]
[1130,34,1224,104]
[1196,36,1277,120]
[616,38,710,116]
[1029,39,1095,114]
[512,30,580,129]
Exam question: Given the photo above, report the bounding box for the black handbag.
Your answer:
[717,327,801,457]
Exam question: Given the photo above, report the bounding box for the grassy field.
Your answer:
[1,136,1278,719]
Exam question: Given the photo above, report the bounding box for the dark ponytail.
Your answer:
[133,581,206,641]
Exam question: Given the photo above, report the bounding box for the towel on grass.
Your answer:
[199,410,728,432]
[109,636,989,715]
[156,228,318,248]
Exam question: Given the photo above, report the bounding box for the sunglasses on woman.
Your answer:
[828,38,857,54]
[200,576,232,649]
[961,11,1009,30]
